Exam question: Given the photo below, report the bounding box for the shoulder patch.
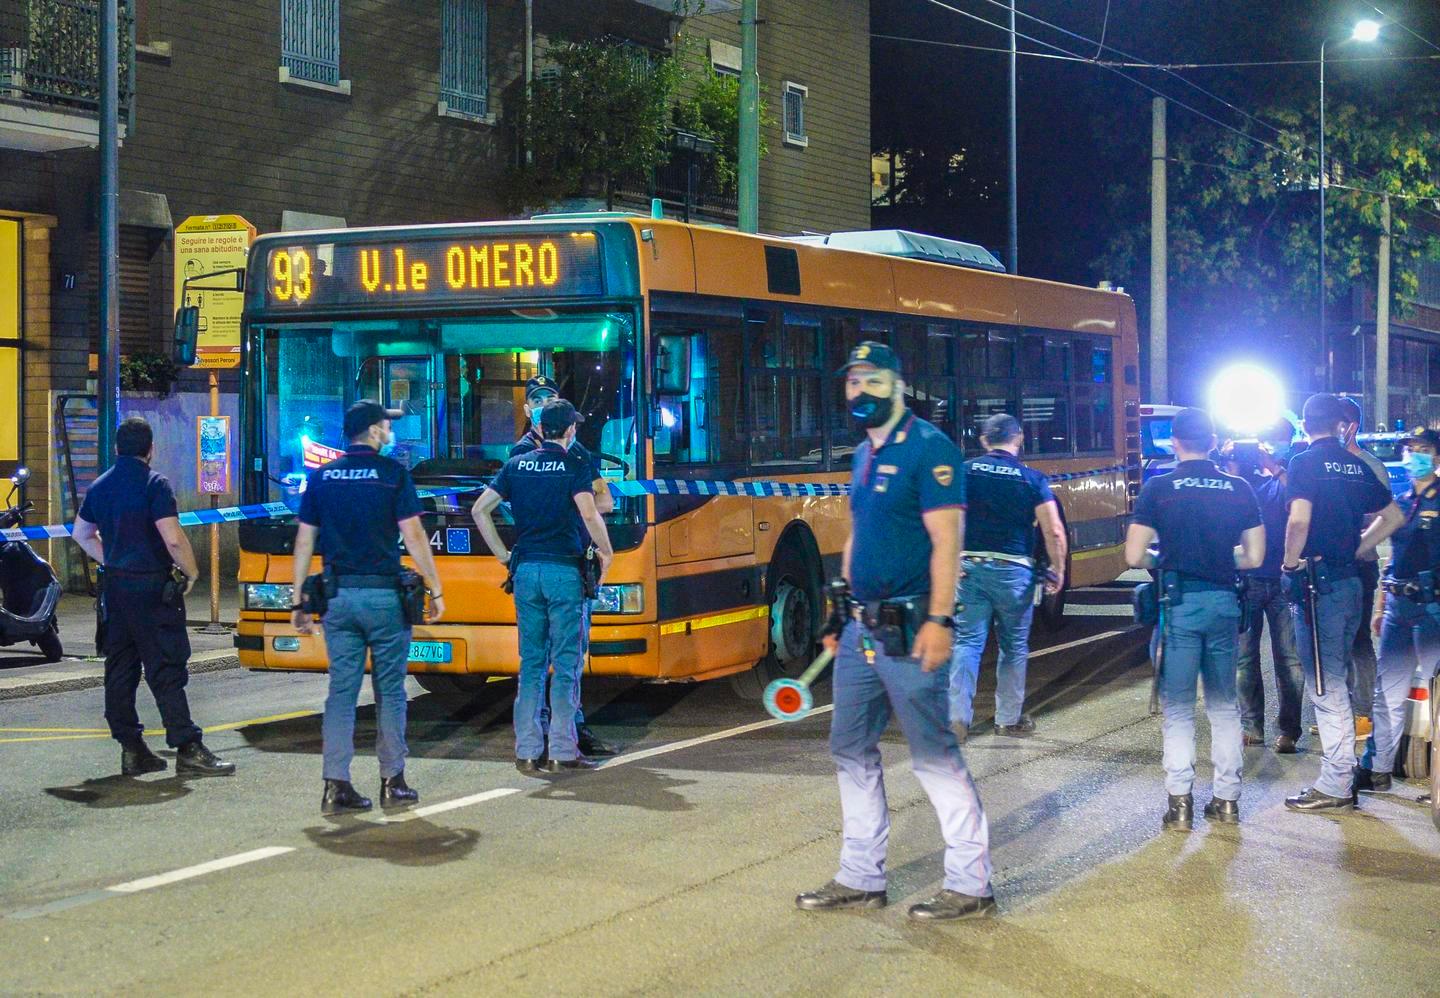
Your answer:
[933,465,955,487]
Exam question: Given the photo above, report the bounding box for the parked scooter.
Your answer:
[0,468,64,662]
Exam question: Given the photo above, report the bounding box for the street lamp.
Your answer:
[672,129,717,224]
[1318,18,1381,390]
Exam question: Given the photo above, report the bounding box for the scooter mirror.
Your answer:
[12,467,29,484]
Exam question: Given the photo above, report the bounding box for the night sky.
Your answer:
[870,0,1440,288]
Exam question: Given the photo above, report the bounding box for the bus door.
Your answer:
[360,355,437,467]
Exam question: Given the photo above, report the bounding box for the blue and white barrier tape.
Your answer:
[1,466,1128,542]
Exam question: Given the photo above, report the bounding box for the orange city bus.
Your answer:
[233,216,1140,696]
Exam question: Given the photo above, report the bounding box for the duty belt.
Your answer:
[334,574,400,590]
[963,551,1033,567]
[1383,577,1433,599]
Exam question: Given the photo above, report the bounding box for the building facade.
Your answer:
[0,0,872,553]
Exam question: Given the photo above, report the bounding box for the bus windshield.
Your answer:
[254,308,638,507]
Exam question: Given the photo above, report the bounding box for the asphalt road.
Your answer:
[2,585,1438,996]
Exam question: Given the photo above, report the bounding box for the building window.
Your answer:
[709,39,741,78]
[783,81,807,147]
[280,0,341,87]
[440,0,488,120]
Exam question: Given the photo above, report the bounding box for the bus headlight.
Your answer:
[593,584,644,614]
[244,583,294,610]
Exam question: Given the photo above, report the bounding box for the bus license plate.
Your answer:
[408,641,452,664]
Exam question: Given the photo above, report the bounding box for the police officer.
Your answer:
[1338,396,1390,742]
[291,400,445,815]
[471,398,615,774]
[948,413,1065,742]
[510,376,616,758]
[1228,419,1305,753]
[796,342,995,922]
[1281,394,1404,813]
[71,416,235,777]
[1125,408,1265,829]
[1356,427,1440,793]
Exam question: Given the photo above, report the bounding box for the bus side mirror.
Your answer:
[173,306,199,366]
[655,335,691,395]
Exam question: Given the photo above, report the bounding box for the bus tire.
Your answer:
[414,674,513,703]
[730,536,822,701]
[1401,733,1431,781]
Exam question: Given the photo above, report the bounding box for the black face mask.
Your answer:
[849,391,894,432]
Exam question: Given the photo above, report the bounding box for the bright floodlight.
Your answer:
[1353,19,1381,42]
[1209,364,1286,437]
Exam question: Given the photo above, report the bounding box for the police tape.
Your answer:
[1,466,1129,542]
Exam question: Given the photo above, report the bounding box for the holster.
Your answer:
[860,595,925,657]
[1158,571,1184,609]
[581,545,601,601]
[398,569,426,626]
[1132,582,1159,626]
[94,566,108,651]
[159,566,187,609]
[301,565,335,617]
[821,578,850,640]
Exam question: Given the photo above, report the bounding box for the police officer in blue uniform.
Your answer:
[1229,419,1305,753]
[291,400,446,815]
[1125,408,1265,829]
[472,399,615,774]
[948,413,1066,741]
[72,417,235,777]
[1357,428,1440,793]
[1281,394,1404,813]
[796,342,995,922]
[510,376,616,758]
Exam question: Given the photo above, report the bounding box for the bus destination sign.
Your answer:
[263,232,604,309]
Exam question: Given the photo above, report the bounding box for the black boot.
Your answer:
[1162,793,1193,831]
[321,779,372,815]
[1354,767,1392,793]
[176,740,236,776]
[908,889,997,921]
[994,714,1036,737]
[380,772,419,808]
[1420,793,1433,806]
[576,725,618,758]
[795,880,888,911]
[120,741,167,776]
[1203,797,1240,824]
[1284,786,1354,813]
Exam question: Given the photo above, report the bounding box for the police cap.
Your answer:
[1403,427,1440,451]
[343,399,405,439]
[539,398,585,437]
[1171,407,1215,444]
[836,341,901,376]
[1301,393,1348,429]
[525,375,561,401]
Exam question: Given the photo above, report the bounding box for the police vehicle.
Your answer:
[1139,403,1182,483]
[1355,430,1410,500]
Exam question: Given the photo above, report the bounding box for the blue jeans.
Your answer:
[1367,593,1440,773]
[539,599,591,733]
[1156,589,1244,800]
[1235,576,1304,741]
[322,588,411,782]
[513,561,584,761]
[949,560,1036,727]
[1290,576,1362,797]
[829,622,992,897]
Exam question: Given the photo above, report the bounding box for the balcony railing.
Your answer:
[1,0,134,124]
[614,151,738,223]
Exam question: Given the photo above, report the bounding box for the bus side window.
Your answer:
[652,318,746,468]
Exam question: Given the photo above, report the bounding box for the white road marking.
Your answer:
[379,787,522,823]
[1065,604,1137,617]
[107,847,295,893]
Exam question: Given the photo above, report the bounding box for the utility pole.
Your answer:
[1376,193,1391,428]
[1006,0,1018,274]
[738,0,760,233]
[97,0,120,470]
[1149,97,1168,403]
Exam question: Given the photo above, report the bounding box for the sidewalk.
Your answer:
[0,582,242,700]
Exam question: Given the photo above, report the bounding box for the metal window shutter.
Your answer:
[84,226,159,355]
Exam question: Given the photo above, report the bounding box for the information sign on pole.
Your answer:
[173,214,256,369]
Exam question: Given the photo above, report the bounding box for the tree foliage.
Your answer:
[671,69,769,196]
[1093,95,1440,394]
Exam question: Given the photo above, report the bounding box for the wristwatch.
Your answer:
[924,614,955,629]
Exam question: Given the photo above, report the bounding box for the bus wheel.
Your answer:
[414,674,513,703]
[730,543,820,701]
